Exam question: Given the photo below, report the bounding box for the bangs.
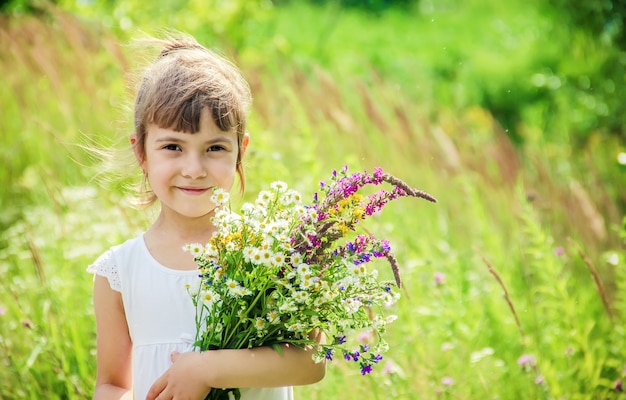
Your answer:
[135,52,248,135]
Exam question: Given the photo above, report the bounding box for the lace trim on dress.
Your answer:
[86,250,121,292]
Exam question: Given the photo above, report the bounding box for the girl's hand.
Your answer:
[145,351,212,400]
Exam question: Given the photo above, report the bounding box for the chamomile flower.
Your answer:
[289,252,303,265]
[184,243,204,257]
[255,318,267,330]
[243,246,259,263]
[210,188,230,205]
[299,278,314,290]
[256,190,273,206]
[293,290,310,303]
[270,252,286,267]
[202,290,221,308]
[267,310,280,324]
[296,263,310,276]
[225,279,240,295]
[259,249,272,265]
[287,322,306,332]
[270,181,288,192]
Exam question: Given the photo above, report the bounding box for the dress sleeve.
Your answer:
[87,250,121,292]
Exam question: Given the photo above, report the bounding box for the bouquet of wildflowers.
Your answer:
[184,166,436,400]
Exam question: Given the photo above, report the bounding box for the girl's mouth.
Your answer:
[178,187,209,195]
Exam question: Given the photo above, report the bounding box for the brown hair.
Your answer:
[133,34,252,205]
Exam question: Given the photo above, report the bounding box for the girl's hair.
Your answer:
[133,34,252,205]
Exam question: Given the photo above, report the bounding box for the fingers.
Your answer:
[170,351,180,363]
[145,372,167,400]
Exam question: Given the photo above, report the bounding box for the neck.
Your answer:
[147,209,217,244]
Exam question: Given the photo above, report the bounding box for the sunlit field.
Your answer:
[1,1,625,399]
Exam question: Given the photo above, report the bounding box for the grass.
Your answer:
[1,1,625,399]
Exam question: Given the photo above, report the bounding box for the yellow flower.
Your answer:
[338,223,350,235]
[353,206,365,220]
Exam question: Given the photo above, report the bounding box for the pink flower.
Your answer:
[434,272,446,286]
[554,247,565,256]
[357,331,372,343]
[382,360,399,375]
[441,377,455,386]
[517,354,536,368]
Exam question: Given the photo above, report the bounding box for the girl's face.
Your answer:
[136,108,247,220]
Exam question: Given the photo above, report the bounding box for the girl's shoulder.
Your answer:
[86,234,146,292]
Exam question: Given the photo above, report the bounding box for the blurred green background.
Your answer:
[1,0,625,398]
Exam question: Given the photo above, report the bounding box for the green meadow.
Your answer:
[1,0,625,398]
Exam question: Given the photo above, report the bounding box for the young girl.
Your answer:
[87,34,326,400]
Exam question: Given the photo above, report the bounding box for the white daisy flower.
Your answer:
[296,263,310,276]
[299,278,314,291]
[255,318,267,330]
[266,310,280,324]
[183,243,204,257]
[259,249,272,265]
[290,252,303,265]
[202,290,221,308]
[243,246,259,263]
[210,188,230,205]
[270,252,286,267]
[270,181,288,192]
[293,290,309,303]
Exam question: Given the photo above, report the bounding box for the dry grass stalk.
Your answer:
[478,250,526,340]
[568,238,614,321]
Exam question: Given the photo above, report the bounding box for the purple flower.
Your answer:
[373,354,383,363]
[325,348,333,361]
[344,353,351,361]
[336,335,346,344]
[615,380,623,392]
[352,351,360,361]
[362,344,370,352]
[360,364,373,375]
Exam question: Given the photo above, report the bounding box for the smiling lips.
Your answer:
[177,186,210,195]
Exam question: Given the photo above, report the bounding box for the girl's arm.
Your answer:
[146,330,326,400]
[92,275,133,400]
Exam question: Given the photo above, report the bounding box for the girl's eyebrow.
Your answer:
[154,135,235,144]
[154,136,185,143]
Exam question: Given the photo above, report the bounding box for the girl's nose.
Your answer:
[181,155,208,179]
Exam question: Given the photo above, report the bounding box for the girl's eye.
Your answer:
[208,145,226,152]
[163,144,182,151]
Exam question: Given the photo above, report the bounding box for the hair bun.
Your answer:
[159,39,205,58]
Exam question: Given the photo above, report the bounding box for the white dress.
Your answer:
[88,234,294,400]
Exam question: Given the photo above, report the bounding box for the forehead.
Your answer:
[146,108,237,143]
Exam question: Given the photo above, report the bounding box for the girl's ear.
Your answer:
[130,134,146,171]
[241,133,250,158]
